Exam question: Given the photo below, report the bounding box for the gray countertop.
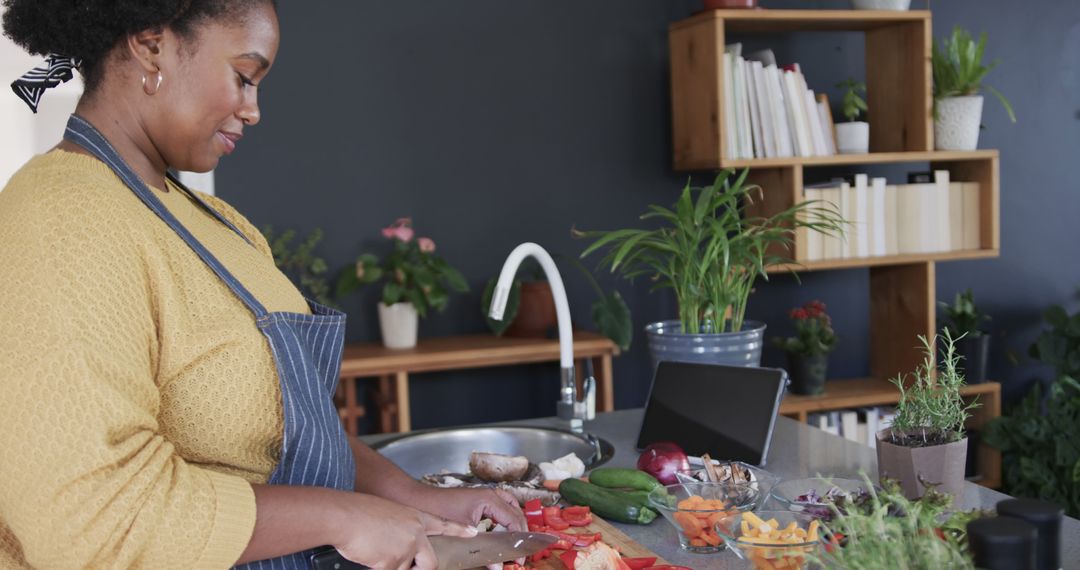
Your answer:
[362,409,1080,569]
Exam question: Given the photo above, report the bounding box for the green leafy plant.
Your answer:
[774,300,837,356]
[573,169,845,334]
[335,218,468,318]
[812,474,980,569]
[932,26,1016,122]
[939,289,990,339]
[836,78,868,122]
[261,226,334,307]
[888,331,980,446]
[568,258,633,351]
[985,298,1080,517]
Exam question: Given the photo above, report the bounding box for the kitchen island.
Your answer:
[362,409,1080,569]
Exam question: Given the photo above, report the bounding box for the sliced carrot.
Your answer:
[702,530,722,546]
[689,538,708,547]
[674,511,703,538]
[707,512,727,527]
[542,479,562,492]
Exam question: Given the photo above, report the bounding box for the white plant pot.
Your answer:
[852,0,911,9]
[934,95,984,151]
[835,121,870,154]
[377,302,418,349]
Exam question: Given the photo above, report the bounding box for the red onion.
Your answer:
[636,441,690,485]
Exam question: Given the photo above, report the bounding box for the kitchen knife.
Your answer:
[309,532,558,570]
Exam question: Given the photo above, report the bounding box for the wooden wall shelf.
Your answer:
[668,9,1003,488]
[779,378,1003,489]
[335,331,620,435]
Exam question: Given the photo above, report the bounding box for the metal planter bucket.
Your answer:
[645,319,766,369]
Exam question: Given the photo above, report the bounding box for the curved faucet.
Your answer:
[489,242,591,430]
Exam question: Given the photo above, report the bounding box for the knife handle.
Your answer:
[309,546,368,570]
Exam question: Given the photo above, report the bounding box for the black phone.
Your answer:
[309,546,365,570]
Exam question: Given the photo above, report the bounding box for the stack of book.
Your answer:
[810,407,896,450]
[723,46,837,160]
[804,170,982,261]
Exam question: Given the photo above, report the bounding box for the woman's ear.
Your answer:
[126,27,167,73]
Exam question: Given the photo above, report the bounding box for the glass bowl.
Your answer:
[770,476,870,518]
[647,482,760,554]
[716,510,824,570]
[675,460,780,498]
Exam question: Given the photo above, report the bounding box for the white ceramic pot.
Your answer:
[835,121,870,154]
[935,95,984,151]
[377,302,418,349]
[852,0,911,9]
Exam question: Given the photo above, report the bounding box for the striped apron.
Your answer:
[64,115,357,569]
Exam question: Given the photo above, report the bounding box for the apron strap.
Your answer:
[165,171,255,249]
[63,114,270,318]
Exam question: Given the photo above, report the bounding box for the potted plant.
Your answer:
[834,78,869,154]
[939,289,991,384]
[336,218,468,349]
[261,226,335,308]
[932,26,1016,151]
[774,300,836,395]
[575,169,844,368]
[985,298,1080,518]
[877,331,981,499]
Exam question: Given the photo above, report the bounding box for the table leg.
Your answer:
[343,375,359,436]
[598,354,614,412]
[395,371,411,433]
[378,375,395,434]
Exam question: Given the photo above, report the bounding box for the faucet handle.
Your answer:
[578,376,596,421]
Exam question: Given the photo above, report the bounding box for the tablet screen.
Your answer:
[635,361,787,466]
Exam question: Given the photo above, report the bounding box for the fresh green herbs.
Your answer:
[888,331,980,445]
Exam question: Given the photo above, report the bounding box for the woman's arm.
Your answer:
[237,484,476,567]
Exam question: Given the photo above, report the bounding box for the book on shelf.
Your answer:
[809,407,885,449]
[802,176,982,262]
[721,49,838,160]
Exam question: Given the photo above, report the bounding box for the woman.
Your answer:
[0,1,525,568]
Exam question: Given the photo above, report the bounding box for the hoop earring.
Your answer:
[142,70,163,96]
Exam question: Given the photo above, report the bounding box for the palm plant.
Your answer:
[932,26,1016,122]
[574,169,844,334]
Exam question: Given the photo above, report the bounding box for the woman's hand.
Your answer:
[331,493,478,570]
[414,486,527,532]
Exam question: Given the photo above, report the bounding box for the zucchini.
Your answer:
[588,467,662,492]
[558,478,658,525]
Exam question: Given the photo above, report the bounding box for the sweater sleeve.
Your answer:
[0,177,257,569]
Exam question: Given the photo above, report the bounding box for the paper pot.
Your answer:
[377,302,418,349]
[835,121,869,154]
[935,95,984,151]
[876,429,968,499]
[852,0,912,9]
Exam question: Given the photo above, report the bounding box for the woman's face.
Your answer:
[149,3,280,174]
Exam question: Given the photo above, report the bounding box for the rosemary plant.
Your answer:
[575,169,845,333]
[888,331,980,446]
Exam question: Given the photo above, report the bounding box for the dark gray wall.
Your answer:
[217,0,1080,430]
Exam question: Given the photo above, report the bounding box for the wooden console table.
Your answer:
[779,378,1002,489]
[334,331,620,435]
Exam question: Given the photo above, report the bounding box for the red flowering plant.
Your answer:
[335,218,468,317]
[774,300,838,356]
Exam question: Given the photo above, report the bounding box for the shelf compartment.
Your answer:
[672,9,931,33]
[719,150,998,169]
[766,249,999,274]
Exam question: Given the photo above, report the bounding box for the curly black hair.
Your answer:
[2,0,276,93]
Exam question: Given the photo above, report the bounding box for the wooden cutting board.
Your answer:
[531,516,669,569]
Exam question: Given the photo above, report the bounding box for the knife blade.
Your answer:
[309,531,558,570]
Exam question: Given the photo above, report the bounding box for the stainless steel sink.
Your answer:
[373,426,615,478]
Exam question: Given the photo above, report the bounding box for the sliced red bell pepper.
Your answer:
[572,532,602,548]
[562,505,593,527]
[622,557,658,570]
[543,506,570,531]
[524,499,545,527]
[559,550,579,569]
[530,546,552,563]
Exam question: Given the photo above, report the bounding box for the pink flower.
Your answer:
[381,218,414,242]
[418,237,436,253]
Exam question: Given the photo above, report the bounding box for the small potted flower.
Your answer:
[835,78,869,154]
[939,289,991,384]
[932,26,1016,150]
[336,218,468,349]
[774,300,837,395]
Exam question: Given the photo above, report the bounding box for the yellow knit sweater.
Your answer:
[0,150,309,568]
